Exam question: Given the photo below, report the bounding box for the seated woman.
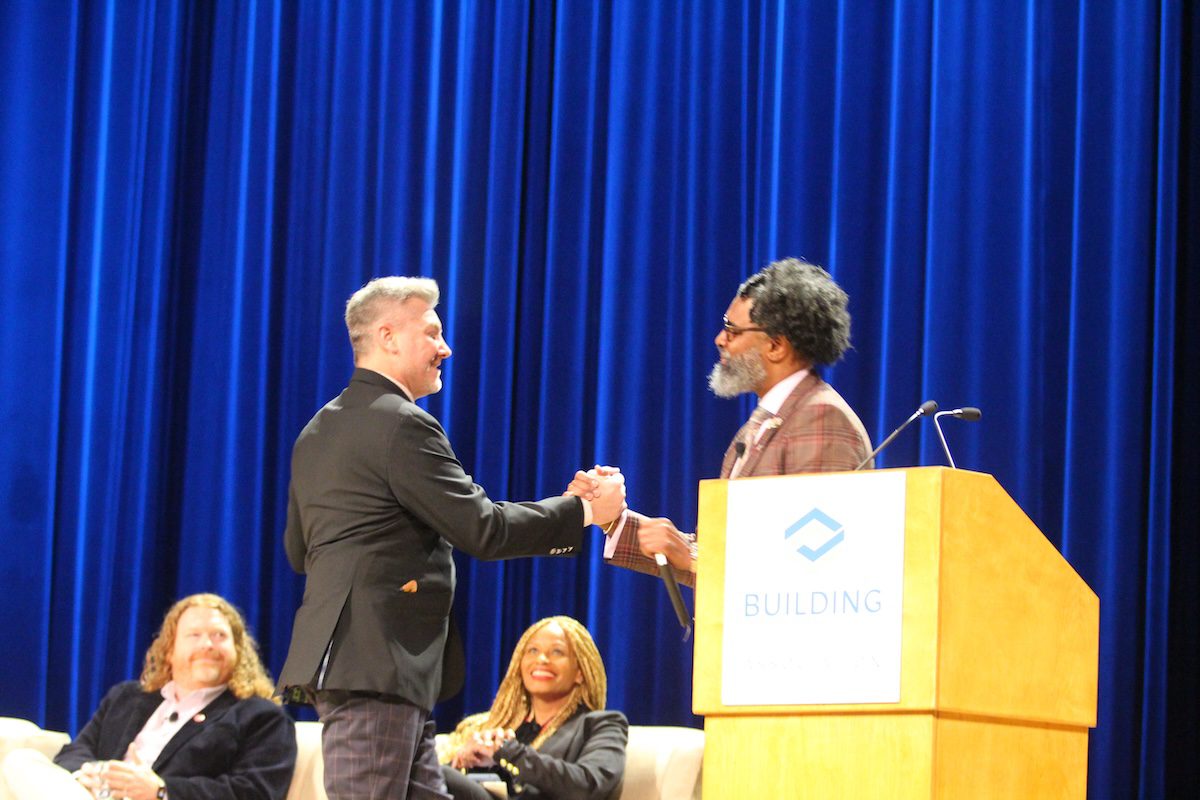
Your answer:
[442,616,627,799]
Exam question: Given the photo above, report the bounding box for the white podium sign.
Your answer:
[720,471,907,705]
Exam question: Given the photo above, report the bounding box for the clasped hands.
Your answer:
[450,727,515,770]
[565,466,694,572]
[567,464,626,528]
[74,746,165,800]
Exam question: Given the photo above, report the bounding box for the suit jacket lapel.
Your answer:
[538,711,586,760]
[720,407,771,478]
[152,690,238,771]
[117,691,165,757]
[736,373,823,478]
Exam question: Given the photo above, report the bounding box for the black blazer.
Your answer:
[278,369,584,710]
[494,709,628,799]
[54,681,296,800]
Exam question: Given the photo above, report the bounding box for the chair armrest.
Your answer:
[0,718,70,762]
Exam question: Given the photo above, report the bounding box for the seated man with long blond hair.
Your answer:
[442,616,627,799]
[1,593,296,800]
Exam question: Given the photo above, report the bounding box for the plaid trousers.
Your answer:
[316,690,451,800]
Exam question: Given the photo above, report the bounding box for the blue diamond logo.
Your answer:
[785,508,845,561]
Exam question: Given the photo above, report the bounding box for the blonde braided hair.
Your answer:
[450,616,607,753]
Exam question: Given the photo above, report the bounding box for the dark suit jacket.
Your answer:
[608,372,873,587]
[278,368,584,711]
[493,709,628,799]
[54,681,296,800]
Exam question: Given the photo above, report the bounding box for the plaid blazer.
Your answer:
[606,372,872,587]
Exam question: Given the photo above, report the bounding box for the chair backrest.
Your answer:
[618,725,704,800]
[286,721,328,800]
[0,719,72,800]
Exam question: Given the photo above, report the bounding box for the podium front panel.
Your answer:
[693,468,1097,798]
[694,468,945,716]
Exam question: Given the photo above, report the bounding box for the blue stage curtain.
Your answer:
[0,2,1195,796]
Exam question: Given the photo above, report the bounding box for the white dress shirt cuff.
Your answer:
[601,510,629,559]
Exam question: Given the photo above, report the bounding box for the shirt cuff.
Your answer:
[601,510,629,559]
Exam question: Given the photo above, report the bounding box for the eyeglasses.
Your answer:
[721,315,768,338]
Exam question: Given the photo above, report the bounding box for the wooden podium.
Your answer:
[693,467,1098,798]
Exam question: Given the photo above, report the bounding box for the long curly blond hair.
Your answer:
[449,616,607,754]
[139,593,277,701]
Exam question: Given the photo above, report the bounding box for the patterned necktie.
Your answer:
[727,405,774,479]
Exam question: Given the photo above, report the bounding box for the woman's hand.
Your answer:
[451,728,515,769]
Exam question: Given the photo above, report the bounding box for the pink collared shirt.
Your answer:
[130,681,227,767]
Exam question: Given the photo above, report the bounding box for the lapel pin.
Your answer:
[753,417,783,449]
[401,580,418,593]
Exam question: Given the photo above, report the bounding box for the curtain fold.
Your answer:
[1,3,1195,796]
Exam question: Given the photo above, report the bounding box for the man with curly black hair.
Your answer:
[570,257,873,587]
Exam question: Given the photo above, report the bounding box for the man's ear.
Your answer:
[764,335,791,364]
[378,324,400,354]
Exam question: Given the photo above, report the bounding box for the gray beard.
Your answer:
[707,350,766,398]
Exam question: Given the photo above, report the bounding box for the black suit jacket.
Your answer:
[278,368,584,710]
[54,681,296,800]
[494,709,628,799]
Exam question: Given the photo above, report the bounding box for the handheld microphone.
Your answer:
[655,554,693,640]
[854,400,938,470]
[933,407,982,468]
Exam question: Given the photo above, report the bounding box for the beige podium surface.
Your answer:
[693,467,1099,798]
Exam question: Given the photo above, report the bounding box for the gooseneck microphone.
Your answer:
[933,407,982,468]
[854,400,939,470]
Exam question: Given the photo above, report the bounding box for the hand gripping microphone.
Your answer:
[933,407,982,468]
[854,400,938,470]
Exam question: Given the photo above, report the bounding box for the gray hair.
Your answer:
[344,276,440,357]
[738,258,851,366]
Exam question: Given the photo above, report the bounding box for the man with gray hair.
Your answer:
[278,276,625,800]
[570,258,872,587]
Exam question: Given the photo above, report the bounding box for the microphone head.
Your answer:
[917,400,939,416]
[958,406,982,421]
